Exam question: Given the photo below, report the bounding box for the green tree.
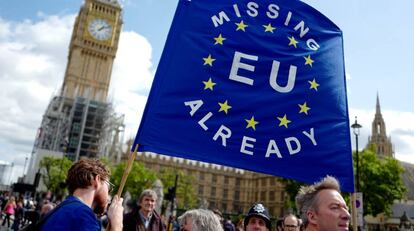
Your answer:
[280,146,406,216]
[111,161,157,198]
[39,156,72,195]
[157,168,197,209]
[357,147,406,216]
[278,178,304,211]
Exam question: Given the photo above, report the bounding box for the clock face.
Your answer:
[88,18,113,41]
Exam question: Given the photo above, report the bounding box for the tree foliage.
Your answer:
[111,161,157,199]
[278,178,304,211]
[357,147,406,216]
[157,168,197,209]
[39,156,72,195]
[280,146,406,216]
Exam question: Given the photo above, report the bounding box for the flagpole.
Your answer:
[116,144,139,198]
[351,193,358,231]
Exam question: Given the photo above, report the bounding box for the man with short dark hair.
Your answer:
[123,189,166,231]
[41,158,124,231]
[244,203,271,231]
[295,176,350,231]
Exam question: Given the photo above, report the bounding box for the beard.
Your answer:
[93,188,108,216]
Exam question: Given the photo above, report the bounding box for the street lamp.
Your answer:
[351,116,362,192]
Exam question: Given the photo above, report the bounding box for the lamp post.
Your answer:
[351,116,362,192]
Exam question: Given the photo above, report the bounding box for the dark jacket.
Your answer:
[123,206,166,231]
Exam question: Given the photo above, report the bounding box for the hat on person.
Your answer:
[244,203,271,230]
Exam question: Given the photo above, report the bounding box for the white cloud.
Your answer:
[110,31,155,139]
[0,14,154,182]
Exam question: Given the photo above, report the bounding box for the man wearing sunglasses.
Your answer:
[41,159,124,231]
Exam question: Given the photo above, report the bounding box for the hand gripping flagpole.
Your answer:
[116,144,139,198]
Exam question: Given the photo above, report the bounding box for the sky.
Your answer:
[0,0,413,183]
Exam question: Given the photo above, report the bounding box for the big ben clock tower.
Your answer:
[62,0,122,102]
[28,0,125,179]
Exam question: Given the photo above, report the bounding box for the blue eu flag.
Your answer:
[134,0,355,192]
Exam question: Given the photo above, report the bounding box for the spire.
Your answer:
[376,92,381,115]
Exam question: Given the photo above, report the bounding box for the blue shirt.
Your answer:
[41,195,101,231]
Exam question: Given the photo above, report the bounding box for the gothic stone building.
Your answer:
[130,152,287,218]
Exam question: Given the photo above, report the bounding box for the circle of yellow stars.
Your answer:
[199,19,321,131]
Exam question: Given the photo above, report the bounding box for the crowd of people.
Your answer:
[1,159,351,231]
[0,191,59,231]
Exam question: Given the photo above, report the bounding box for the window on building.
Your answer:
[236,178,241,186]
[261,178,266,186]
[270,177,276,185]
[199,172,204,181]
[212,174,217,182]
[211,187,216,197]
[198,185,204,195]
[223,189,228,199]
[224,176,229,184]
[235,190,240,201]
[269,191,275,201]
[261,191,266,201]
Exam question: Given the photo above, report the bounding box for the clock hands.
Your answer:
[98,25,110,31]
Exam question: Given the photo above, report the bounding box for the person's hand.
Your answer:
[107,195,124,231]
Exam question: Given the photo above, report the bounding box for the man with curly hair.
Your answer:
[41,158,124,231]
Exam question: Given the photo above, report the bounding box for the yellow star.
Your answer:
[218,100,232,114]
[288,36,299,48]
[235,20,248,31]
[277,114,291,128]
[245,116,259,130]
[298,102,311,115]
[263,23,276,33]
[308,78,320,91]
[203,78,216,91]
[214,34,226,45]
[304,55,314,67]
[203,54,215,66]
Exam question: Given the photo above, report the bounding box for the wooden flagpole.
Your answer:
[116,144,139,198]
[351,193,358,231]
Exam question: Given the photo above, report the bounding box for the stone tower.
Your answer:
[367,94,394,158]
[28,0,125,183]
[61,0,122,102]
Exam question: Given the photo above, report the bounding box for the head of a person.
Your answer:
[283,214,299,231]
[244,203,271,231]
[41,203,55,215]
[213,209,223,222]
[179,209,224,231]
[138,189,157,215]
[295,176,350,231]
[66,158,110,215]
